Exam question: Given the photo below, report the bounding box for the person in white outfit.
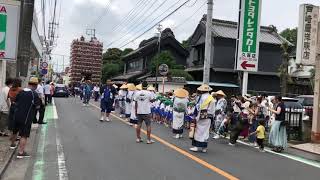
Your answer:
[172,88,189,139]
[190,84,215,153]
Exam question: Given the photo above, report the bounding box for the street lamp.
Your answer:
[155,24,162,91]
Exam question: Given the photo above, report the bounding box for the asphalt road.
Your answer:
[26,98,320,180]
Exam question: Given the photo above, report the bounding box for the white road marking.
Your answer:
[52,99,69,180]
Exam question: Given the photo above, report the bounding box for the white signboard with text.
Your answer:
[296,4,319,65]
[0,0,20,60]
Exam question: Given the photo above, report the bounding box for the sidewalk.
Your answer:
[0,124,39,179]
[291,143,320,155]
[0,136,16,179]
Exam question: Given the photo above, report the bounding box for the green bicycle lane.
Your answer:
[28,104,61,180]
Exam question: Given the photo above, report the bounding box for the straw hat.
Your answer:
[211,91,217,96]
[120,84,128,89]
[29,77,39,85]
[127,83,136,91]
[197,84,212,92]
[174,88,189,98]
[147,86,155,91]
[243,94,252,102]
[215,90,226,97]
[136,84,142,90]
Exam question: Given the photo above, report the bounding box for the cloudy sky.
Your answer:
[34,0,320,72]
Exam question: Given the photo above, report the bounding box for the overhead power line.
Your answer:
[107,0,147,34]
[113,0,153,34]
[118,0,191,49]
[106,0,164,46]
[173,0,205,31]
[90,0,113,28]
[107,0,182,48]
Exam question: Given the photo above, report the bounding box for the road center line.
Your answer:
[52,99,69,180]
[90,102,239,180]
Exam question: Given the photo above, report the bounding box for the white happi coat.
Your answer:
[172,97,189,131]
[125,91,134,115]
[118,90,127,113]
[130,90,138,120]
[194,93,215,143]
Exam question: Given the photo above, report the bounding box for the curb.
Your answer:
[0,144,18,179]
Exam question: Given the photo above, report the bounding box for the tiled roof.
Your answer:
[201,18,293,46]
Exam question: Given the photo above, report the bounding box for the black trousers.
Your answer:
[229,122,244,144]
[45,94,52,105]
[256,138,264,150]
[34,103,45,123]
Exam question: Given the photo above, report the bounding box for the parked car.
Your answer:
[267,96,309,121]
[282,97,309,121]
[53,84,69,97]
[296,95,313,120]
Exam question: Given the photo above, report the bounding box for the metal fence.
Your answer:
[285,108,303,141]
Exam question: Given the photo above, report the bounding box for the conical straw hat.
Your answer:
[215,90,226,97]
[174,88,189,98]
[127,83,136,91]
[147,86,155,91]
[197,84,212,92]
[120,84,128,89]
[136,84,142,90]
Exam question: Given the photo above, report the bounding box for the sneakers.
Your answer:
[228,143,235,147]
[100,117,104,122]
[189,147,199,152]
[83,104,86,107]
[146,139,155,144]
[105,117,110,122]
[17,152,30,159]
[10,144,17,150]
[259,149,265,152]
[174,134,180,139]
[212,134,220,139]
[136,138,143,143]
[201,148,208,153]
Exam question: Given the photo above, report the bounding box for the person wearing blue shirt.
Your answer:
[100,80,117,122]
[83,80,92,106]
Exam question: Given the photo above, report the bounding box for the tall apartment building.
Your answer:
[70,36,103,85]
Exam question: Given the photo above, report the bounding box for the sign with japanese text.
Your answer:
[296,4,319,65]
[236,0,262,72]
[0,1,20,60]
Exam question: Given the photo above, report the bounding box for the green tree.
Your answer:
[121,48,134,56]
[101,63,121,83]
[150,51,192,80]
[150,51,177,74]
[280,28,297,47]
[181,37,191,49]
[169,69,194,81]
[103,48,122,64]
[279,42,292,96]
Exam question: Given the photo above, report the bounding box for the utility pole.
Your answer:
[311,22,320,143]
[16,0,35,82]
[203,0,213,84]
[155,24,162,91]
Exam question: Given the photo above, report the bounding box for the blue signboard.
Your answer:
[41,68,48,75]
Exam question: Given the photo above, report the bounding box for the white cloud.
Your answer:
[33,0,320,71]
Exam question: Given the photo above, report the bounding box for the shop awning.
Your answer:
[186,81,239,88]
